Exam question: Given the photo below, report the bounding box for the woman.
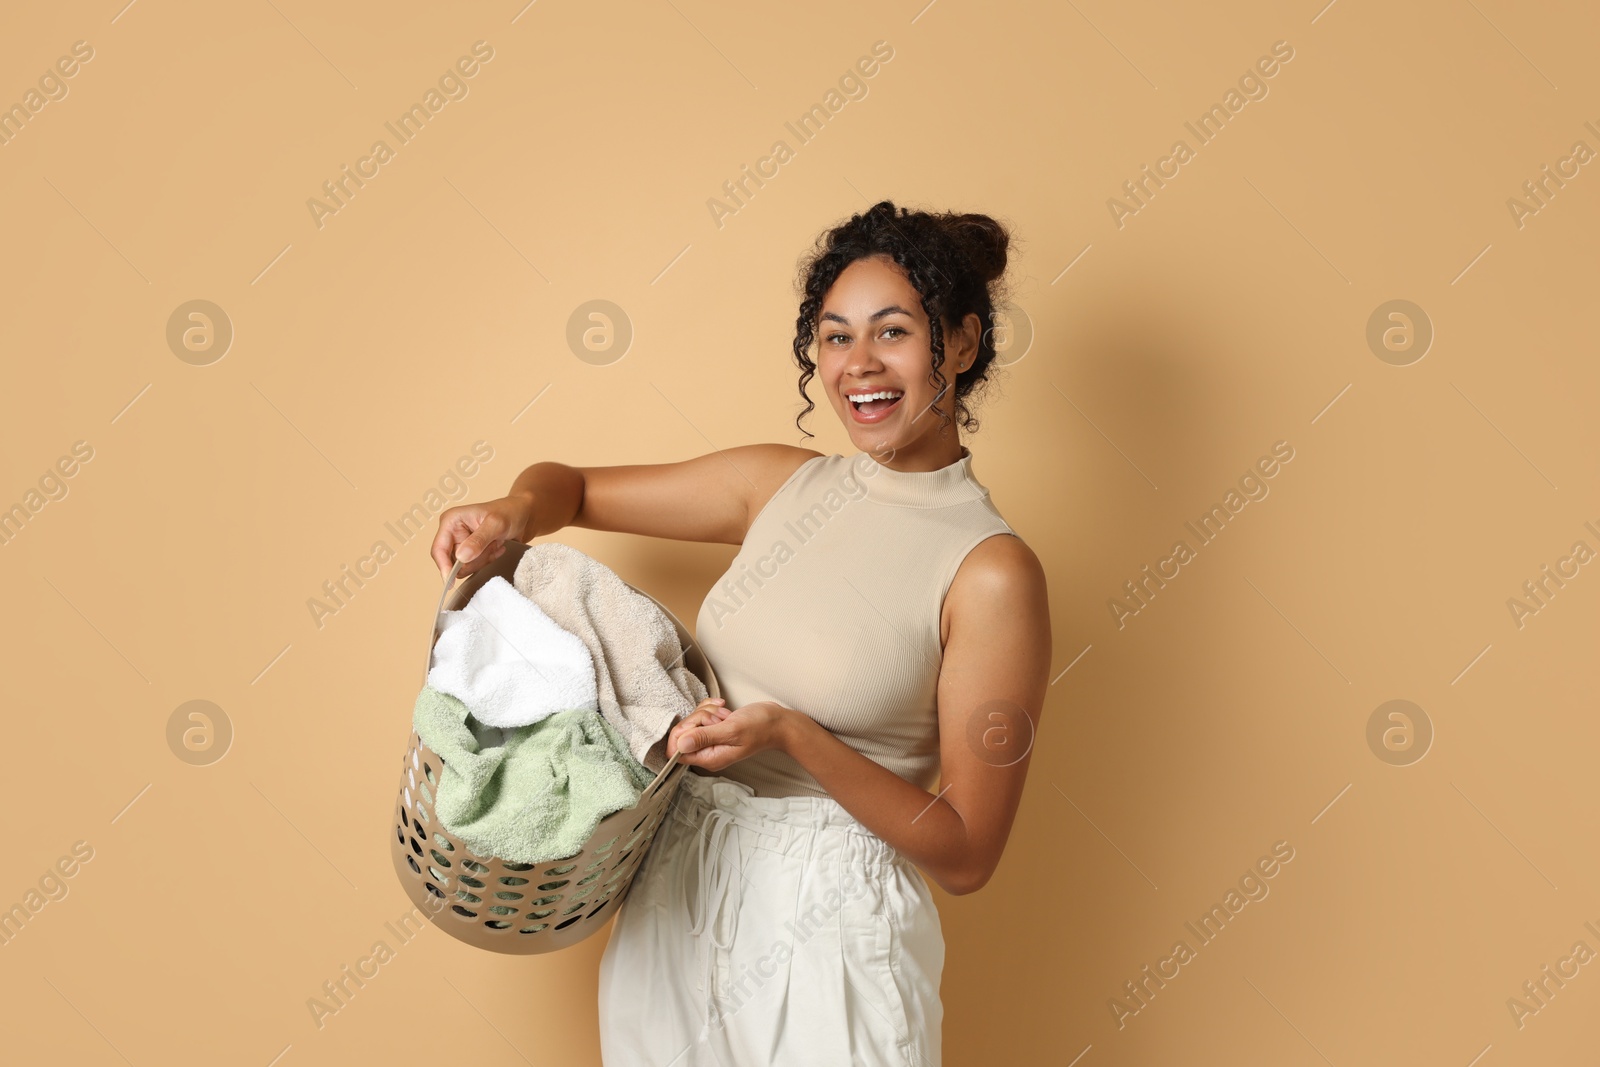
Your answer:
[430,200,1051,1066]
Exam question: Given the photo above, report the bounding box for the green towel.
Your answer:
[411,684,659,865]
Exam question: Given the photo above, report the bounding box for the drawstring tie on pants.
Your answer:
[682,802,743,1027]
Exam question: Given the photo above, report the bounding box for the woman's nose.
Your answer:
[844,339,884,376]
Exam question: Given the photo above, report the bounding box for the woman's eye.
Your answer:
[825,326,903,343]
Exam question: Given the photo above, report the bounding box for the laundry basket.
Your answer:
[389,539,712,954]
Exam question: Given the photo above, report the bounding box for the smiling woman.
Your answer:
[792,201,1014,452]
[432,200,1050,1067]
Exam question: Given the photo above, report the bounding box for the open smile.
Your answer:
[845,389,904,424]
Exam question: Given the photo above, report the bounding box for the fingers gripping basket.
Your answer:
[389,539,710,954]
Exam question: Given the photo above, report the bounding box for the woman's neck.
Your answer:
[865,435,966,474]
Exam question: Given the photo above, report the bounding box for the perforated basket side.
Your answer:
[389,731,688,954]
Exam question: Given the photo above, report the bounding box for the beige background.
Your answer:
[2,0,1596,1063]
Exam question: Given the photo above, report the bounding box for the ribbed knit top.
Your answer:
[693,445,1019,799]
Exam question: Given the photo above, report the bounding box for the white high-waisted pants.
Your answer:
[597,769,944,1066]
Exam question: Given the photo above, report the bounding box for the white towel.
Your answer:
[427,575,598,729]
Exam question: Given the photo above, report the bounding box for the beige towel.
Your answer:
[513,542,707,773]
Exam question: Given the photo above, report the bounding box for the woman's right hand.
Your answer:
[430,492,536,581]
[667,698,730,761]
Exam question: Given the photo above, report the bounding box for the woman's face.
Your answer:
[815,254,978,464]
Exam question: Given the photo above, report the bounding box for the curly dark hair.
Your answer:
[790,199,1015,441]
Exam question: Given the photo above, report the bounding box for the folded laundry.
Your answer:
[412,684,656,865]
[513,543,707,773]
[427,575,597,729]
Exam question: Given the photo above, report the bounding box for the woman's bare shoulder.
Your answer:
[960,531,1045,589]
[735,442,827,483]
[733,442,827,531]
[941,531,1048,644]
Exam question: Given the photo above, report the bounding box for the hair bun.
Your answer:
[946,213,1009,285]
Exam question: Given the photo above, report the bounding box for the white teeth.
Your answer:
[848,390,904,405]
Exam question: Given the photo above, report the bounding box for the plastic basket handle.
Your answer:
[424,556,466,688]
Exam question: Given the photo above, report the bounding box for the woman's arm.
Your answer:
[508,444,817,545]
[434,443,822,574]
[672,532,1052,896]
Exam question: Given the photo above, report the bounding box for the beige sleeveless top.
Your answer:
[693,445,1020,799]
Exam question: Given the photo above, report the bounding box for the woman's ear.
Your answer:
[954,312,981,371]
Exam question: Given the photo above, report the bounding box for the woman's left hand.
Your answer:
[667,699,792,772]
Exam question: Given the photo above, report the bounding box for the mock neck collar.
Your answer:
[854,445,988,508]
